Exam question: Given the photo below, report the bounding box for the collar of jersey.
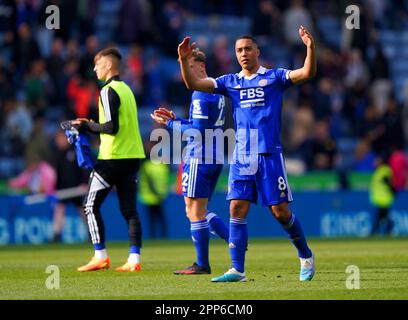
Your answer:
[238,66,267,80]
[104,75,121,85]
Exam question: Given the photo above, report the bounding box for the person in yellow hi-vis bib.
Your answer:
[72,48,146,272]
[370,154,395,236]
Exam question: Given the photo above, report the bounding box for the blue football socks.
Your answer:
[94,243,105,251]
[130,245,140,254]
[229,217,248,273]
[190,220,210,268]
[281,213,312,259]
[206,211,229,242]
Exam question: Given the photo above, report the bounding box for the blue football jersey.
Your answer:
[189,91,225,129]
[169,91,225,163]
[210,66,292,155]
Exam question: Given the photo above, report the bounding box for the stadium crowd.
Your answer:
[1,0,408,189]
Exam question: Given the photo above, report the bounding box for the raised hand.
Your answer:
[156,107,176,120]
[150,112,167,125]
[178,36,196,60]
[150,107,176,125]
[299,26,314,48]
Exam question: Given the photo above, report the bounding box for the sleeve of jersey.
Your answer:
[167,93,209,133]
[208,75,228,95]
[83,87,120,134]
[167,117,208,134]
[276,68,293,90]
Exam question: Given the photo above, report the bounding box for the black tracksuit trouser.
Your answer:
[83,159,142,247]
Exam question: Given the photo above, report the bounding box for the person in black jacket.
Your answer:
[51,130,88,243]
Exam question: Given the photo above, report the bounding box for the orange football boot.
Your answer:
[77,257,110,272]
[115,261,141,272]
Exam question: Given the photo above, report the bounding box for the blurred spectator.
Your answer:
[66,38,80,61]
[0,57,15,100]
[118,0,153,45]
[388,147,408,193]
[79,35,99,80]
[404,82,408,144]
[4,96,32,147]
[60,58,79,116]
[370,45,390,80]
[344,49,370,88]
[36,0,55,57]
[53,0,78,42]
[0,0,16,35]
[341,3,373,58]
[369,154,394,235]
[370,78,392,117]
[0,0,16,64]
[144,52,166,107]
[166,71,190,107]
[11,23,41,76]
[367,96,405,155]
[156,0,184,57]
[46,38,66,106]
[50,130,87,243]
[313,77,334,120]
[77,0,100,42]
[287,103,315,156]
[380,95,405,151]
[252,0,282,42]
[0,97,30,168]
[15,0,35,28]
[357,104,381,140]
[306,119,338,170]
[317,46,345,81]
[367,0,389,29]
[24,59,52,115]
[387,1,408,29]
[24,114,53,166]
[199,0,250,15]
[353,138,376,172]
[283,0,314,48]
[66,76,98,119]
[207,35,234,75]
[139,140,169,239]
[122,44,145,100]
[8,154,56,195]
[343,80,369,136]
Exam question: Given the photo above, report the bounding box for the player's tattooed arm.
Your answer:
[288,26,316,85]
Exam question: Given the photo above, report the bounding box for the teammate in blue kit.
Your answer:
[177,26,316,282]
[151,48,229,275]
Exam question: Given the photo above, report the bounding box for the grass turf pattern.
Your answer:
[0,238,407,300]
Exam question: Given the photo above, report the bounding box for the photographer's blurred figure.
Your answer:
[139,140,169,239]
[370,154,395,235]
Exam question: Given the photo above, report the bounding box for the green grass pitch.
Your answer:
[0,238,407,300]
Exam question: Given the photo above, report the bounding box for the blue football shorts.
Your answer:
[182,158,223,199]
[227,152,293,206]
